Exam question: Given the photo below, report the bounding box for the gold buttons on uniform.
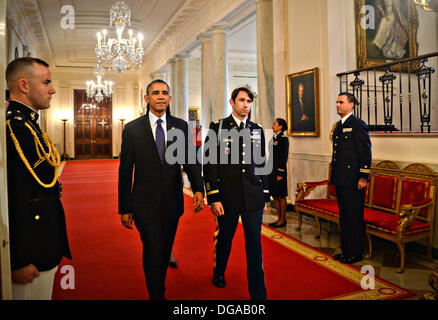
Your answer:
[242,169,246,173]
[242,144,246,147]
[242,161,246,164]
[34,215,40,220]
[242,152,246,156]
[347,165,351,168]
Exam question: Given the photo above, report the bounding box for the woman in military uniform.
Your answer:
[268,118,289,228]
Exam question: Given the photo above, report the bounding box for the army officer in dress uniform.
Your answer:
[203,87,270,300]
[5,57,71,299]
[331,92,372,264]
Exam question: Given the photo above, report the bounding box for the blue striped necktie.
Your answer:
[156,118,165,162]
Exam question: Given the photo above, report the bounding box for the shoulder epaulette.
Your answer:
[213,120,220,124]
[6,109,25,121]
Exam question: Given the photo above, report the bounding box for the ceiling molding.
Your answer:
[14,0,54,65]
[144,0,205,53]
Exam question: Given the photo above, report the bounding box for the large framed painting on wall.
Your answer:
[286,67,320,137]
[355,0,419,71]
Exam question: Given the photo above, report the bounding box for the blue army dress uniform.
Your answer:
[330,114,372,261]
[6,100,71,274]
[203,114,270,300]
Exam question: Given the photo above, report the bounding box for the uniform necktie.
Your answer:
[156,119,165,162]
[239,122,245,130]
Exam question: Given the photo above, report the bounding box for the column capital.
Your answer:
[167,57,176,64]
[175,52,191,61]
[256,0,273,4]
[197,31,212,42]
[209,22,230,34]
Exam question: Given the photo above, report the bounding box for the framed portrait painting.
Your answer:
[286,67,320,137]
[355,0,419,71]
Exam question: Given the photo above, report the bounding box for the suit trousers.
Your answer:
[214,207,267,300]
[335,186,365,258]
[134,212,180,300]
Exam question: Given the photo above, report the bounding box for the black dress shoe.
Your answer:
[333,253,345,261]
[272,221,287,228]
[212,273,226,288]
[169,260,178,268]
[268,222,278,227]
[342,256,363,264]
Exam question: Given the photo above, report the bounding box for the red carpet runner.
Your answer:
[52,160,413,300]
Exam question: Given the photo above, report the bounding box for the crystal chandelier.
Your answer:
[95,1,144,73]
[86,64,113,103]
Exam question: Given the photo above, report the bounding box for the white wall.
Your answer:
[282,0,438,247]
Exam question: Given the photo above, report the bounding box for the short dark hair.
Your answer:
[146,79,170,95]
[275,117,288,132]
[338,92,357,106]
[230,87,254,102]
[6,57,49,89]
[5,90,10,102]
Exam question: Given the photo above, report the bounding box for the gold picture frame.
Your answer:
[286,67,320,137]
[355,0,419,71]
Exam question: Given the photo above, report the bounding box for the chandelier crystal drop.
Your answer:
[86,64,113,103]
[95,1,144,73]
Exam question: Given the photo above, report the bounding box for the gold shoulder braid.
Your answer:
[6,119,60,188]
[329,122,337,142]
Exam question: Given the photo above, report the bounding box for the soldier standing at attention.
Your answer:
[331,92,372,264]
[5,57,71,299]
[203,87,270,300]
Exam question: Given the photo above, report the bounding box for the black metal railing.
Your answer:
[337,52,437,134]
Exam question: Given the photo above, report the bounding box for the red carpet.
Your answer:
[52,160,413,300]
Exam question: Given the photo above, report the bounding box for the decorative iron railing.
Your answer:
[337,52,437,134]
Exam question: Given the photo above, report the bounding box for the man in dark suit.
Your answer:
[292,83,315,132]
[331,92,372,264]
[203,87,270,300]
[118,79,204,300]
[5,57,71,299]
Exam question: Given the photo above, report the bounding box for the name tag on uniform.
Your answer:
[342,128,353,133]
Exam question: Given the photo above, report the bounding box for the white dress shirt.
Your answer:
[341,112,353,125]
[231,113,247,128]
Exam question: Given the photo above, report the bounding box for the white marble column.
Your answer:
[273,0,287,121]
[210,22,229,120]
[175,53,190,121]
[198,32,213,132]
[167,57,177,115]
[256,0,275,129]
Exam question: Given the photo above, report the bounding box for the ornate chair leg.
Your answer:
[315,217,321,239]
[395,242,406,273]
[296,210,302,231]
[365,230,373,259]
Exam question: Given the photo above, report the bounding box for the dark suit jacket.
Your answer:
[330,115,372,186]
[203,115,270,212]
[292,96,315,132]
[118,112,204,227]
[6,100,71,272]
